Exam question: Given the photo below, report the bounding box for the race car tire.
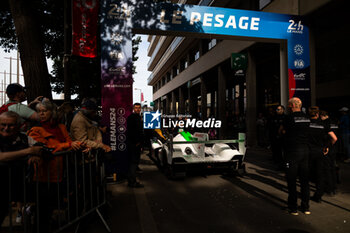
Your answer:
[237,163,246,176]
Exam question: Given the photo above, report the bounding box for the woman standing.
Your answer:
[27,99,85,232]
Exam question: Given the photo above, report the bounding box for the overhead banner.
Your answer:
[72,0,99,58]
[130,1,311,106]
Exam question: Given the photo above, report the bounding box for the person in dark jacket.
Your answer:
[269,105,286,168]
[307,107,330,203]
[126,103,144,188]
[320,110,338,196]
[280,97,310,216]
[0,111,42,226]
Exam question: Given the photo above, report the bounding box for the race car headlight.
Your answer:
[185,147,192,155]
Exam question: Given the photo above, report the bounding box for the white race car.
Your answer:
[149,131,246,179]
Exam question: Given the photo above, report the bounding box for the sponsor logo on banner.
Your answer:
[108,3,131,20]
[110,108,117,151]
[118,143,126,151]
[108,66,127,75]
[294,73,306,80]
[294,44,303,56]
[287,20,304,34]
[294,59,305,68]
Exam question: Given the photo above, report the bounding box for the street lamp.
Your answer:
[134,88,142,103]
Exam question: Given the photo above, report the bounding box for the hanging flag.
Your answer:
[72,0,98,57]
[141,92,144,102]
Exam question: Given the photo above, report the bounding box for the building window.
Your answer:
[199,0,213,6]
[172,66,179,77]
[194,50,200,61]
[208,39,217,50]
[167,72,171,82]
[180,58,186,72]
[259,0,272,9]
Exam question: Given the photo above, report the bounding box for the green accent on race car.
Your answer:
[180,131,197,141]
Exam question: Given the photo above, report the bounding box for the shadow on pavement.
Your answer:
[221,175,287,210]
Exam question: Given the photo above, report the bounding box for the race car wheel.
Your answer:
[237,163,246,176]
[160,149,168,170]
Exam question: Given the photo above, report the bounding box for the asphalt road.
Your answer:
[78,148,350,233]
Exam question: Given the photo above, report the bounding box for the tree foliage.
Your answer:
[1,0,143,101]
[0,0,64,59]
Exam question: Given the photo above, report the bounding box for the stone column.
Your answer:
[178,86,185,114]
[246,50,257,147]
[188,84,196,117]
[309,30,316,106]
[157,99,161,112]
[218,66,227,139]
[165,94,170,114]
[210,91,216,118]
[171,91,177,115]
[280,41,289,108]
[200,76,207,120]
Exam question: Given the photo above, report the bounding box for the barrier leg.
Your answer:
[8,167,13,233]
[74,222,81,233]
[96,208,111,233]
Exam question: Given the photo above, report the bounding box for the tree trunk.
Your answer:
[8,0,52,101]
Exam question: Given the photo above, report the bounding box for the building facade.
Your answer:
[146,0,350,145]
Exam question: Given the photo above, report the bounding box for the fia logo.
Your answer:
[294,44,303,56]
[294,59,305,68]
[143,111,161,129]
[109,50,124,60]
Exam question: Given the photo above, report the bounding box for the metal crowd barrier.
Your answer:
[1,149,111,233]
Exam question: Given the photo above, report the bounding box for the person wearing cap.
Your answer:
[2,83,42,130]
[339,107,350,163]
[70,98,111,152]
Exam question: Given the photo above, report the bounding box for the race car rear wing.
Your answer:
[167,133,246,157]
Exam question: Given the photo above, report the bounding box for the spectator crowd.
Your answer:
[0,83,111,232]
